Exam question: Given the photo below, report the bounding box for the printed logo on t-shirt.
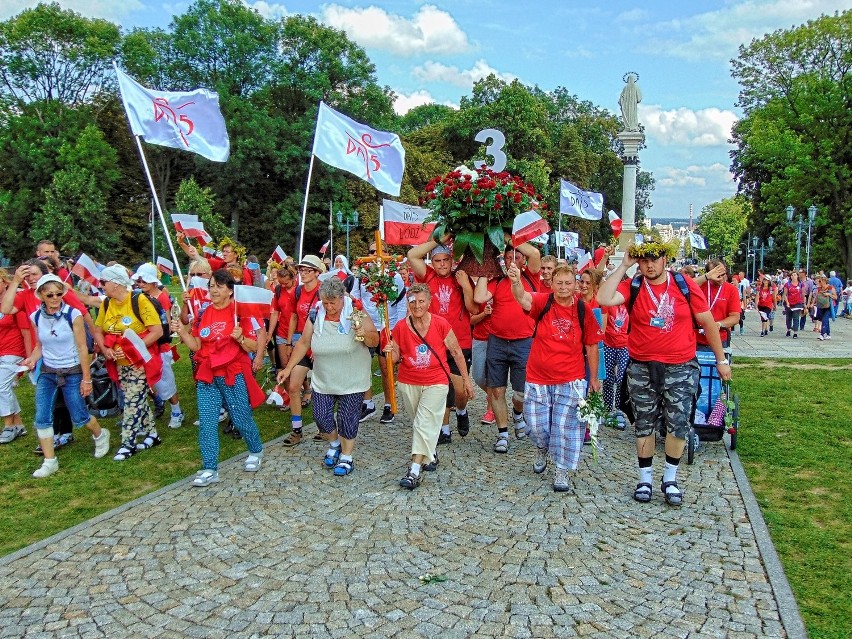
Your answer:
[202,321,228,340]
[613,307,628,332]
[408,343,432,369]
[122,316,132,325]
[551,317,573,339]
[656,293,675,332]
[436,284,452,315]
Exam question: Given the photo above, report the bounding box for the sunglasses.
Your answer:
[43,292,64,298]
[189,272,208,277]
[368,250,376,254]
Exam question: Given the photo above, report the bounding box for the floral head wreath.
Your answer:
[217,236,246,264]
[268,261,282,270]
[628,240,678,260]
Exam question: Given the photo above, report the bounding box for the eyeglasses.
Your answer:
[189,272,208,277]
[368,249,376,254]
[298,267,316,273]
[43,292,63,298]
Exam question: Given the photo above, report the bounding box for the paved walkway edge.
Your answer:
[727,441,809,639]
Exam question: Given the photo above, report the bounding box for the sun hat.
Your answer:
[99,264,133,288]
[297,255,326,273]
[132,263,160,284]
[35,274,63,292]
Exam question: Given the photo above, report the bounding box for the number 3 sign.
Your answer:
[473,128,507,173]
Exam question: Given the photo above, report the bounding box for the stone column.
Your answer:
[616,130,645,253]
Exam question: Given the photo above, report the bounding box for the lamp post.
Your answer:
[753,236,774,278]
[336,210,359,263]
[785,205,803,271]
[805,204,817,275]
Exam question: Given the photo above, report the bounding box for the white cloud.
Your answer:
[412,59,517,89]
[615,8,648,23]
[243,1,288,20]
[657,163,732,189]
[393,90,458,115]
[0,0,144,22]
[640,0,851,60]
[320,4,471,56]
[639,104,738,147]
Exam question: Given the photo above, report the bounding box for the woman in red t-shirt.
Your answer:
[756,278,776,337]
[782,271,805,338]
[509,263,603,492]
[384,284,473,490]
[171,270,266,487]
[0,268,27,444]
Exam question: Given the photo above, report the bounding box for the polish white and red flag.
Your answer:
[171,213,198,232]
[115,66,230,162]
[382,200,435,245]
[70,253,102,287]
[156,256,174,275]
[512,210,550,247]
[319,240,330,256]
[576,251,593,273]
[120,329,163,385]
[181,221,212,246]
[312,102,405,196]
[608,210,623,238]
[271,245,288,263]
[233,285,273,320]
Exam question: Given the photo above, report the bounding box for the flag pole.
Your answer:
[132,135,188,292]
[150,200,156,263]
[328,200,333,260]
[297,154,316,263]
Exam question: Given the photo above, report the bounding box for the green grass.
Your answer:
[734,358,852,639]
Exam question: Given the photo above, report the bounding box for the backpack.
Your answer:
[626,271,698,332]
[33,305,95,353]
[85,355,122,417]
[103,292,171,345]
[532,294,586,340]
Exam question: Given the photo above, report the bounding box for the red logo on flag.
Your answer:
[345,132,391,180]
[153,98,195,148]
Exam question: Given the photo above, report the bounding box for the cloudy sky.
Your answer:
[3,0,846,219]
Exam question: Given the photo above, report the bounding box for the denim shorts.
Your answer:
[34,371,92,429]
[485,335,531,391]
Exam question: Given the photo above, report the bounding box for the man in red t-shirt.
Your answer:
[538,255,557,290]
[694,260,740,348]
[473,241,541,453]
[36,240,70,282]
[408,238,478,442]
[598,243,731,507]
[176,232,253,285]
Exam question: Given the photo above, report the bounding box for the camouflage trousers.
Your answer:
[626,359,699,440]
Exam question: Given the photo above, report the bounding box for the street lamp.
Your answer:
[785,205,804,272]
[336,210,359,263]
[753,236,774,278]
[805,205,817,275]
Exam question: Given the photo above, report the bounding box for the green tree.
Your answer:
[697,197,750,260]
[174,176,230,240]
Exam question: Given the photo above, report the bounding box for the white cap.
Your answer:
[35,274,63,291]
[132,263,160,284]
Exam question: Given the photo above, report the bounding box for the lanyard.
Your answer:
[643,273,670,317]
[706,281,723,310]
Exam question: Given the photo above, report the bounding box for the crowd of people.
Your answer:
[0,236,845,503]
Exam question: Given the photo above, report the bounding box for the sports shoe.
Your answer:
[793,333,799,338]
[481,409,496,425]
[0,425,26,444]
[399,470,422,490]
[33,458,59,478]
[825,334,832,340]
[513,415,527,439]
[437,431,452,445]
[553,467,570,492]
[168,413,185,429]
[244,453,262,472]
[359,404,377,423]
[533,448,548,474]
[494,435,510,453]
[785,330,791,337]
[423,453,439,472]
[153,397,166,419]
[54,433,73,449]
[93,429,110,458]
[193,469,220,487]
[456,412,470,437]
[818,334,825,341]
[193,409,228,426]
[379,406,395,423]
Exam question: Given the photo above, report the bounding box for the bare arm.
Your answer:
[473,276,492,304]
[444,329,474,399]
[598,253,636,306]
[277,320,314,383]
[455,269,479,315]
[407,238,440,280]
[585,343,601,392]
[507,263,532,311]
[72,316,92,397]
[175,231,199,260]
[516,241,541,274]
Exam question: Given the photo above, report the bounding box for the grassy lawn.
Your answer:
[0,348,848,637]
[734,358,851,639]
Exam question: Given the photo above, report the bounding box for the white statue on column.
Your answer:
[619,72,642,131]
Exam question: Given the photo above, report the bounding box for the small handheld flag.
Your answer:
[70,253,102,287]
[156,257,174,275]
[233,285,273,320]
[512,210,550,247]
[608,210,623,238]
[271,245,288,263]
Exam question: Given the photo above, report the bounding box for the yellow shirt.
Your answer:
[95,293,160,365]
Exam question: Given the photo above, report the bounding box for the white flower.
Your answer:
[578,399,587,409]
[454,164,478,179]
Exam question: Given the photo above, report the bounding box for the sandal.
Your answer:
[244,453,262,472]
[333,459,354,476]
[323,447,341,468]
[113,446,135,462]
[313,432,325,441]
[193,469,220,487]
[633,482,652,503]
[281,430,303,447]
[136,434,162,450]
[301,392,312,407]
[661,481,683,506]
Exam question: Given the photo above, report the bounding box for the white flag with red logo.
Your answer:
[115,66,230,162]
[512,210,550,247]
[382,199,435,245]
[312,102,405,196]
[181,221,212,246]
[560,179,603,221]
[156,256,174,275]
[608,210,623,238]
[233,285,273,320]
[271,245,288,263]
[70,253,102,287]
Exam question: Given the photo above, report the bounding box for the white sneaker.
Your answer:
[33,458,59,478]
[0,425,26,444]
[93,429,110,458]
[194,409,228,426]
[168,413,185,429]
[533,448,548,474]
[244,453,262,472]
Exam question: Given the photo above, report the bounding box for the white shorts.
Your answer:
[153,350,177,401]
[0,355,24,417]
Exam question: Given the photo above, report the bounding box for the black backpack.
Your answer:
[86,355,122,418]
[103,291,171,345]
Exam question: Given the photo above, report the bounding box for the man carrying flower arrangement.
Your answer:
[597,242,731,506]
[408,238,478,445]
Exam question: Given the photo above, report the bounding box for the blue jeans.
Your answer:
[817,307,831,336]
[34,371,91,430]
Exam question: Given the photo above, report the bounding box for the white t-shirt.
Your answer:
[738,278,751,299]
[30,304,83,369]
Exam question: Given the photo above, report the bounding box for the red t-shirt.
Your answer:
[784,282,804,307]
[272,285,294,338]
[604,303,629,349]
[192,302,255,375]
[525,294,602,385]
[757,287,774,309]
[471,301,492,341]
[417,268,472,349]
[487,273,540,339]
[391,314,451,386]
[617,273,709,364]
[0,309,25,358]
[292,283,321,334]
[697,281,739,346]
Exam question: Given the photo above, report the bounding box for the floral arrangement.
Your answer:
[578,391,608,462]
[628,240,678,260]
[353,257,402,326]
[419,165,549,264]
[217,236,246,264]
